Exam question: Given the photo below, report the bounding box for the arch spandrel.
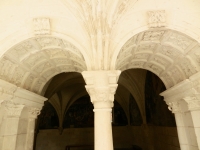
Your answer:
[115,29,200,89]
[0,37,87,94]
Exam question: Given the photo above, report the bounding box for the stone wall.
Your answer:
[153,126,180,150]
[36,127,134,150]
[35,126,180,150]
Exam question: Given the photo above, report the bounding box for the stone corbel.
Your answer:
[167,101,181,113]
[28,107,41,119]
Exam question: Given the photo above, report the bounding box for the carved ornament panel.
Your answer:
[33,18,50,35]
[148,10,166,28]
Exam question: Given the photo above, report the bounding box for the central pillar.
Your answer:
[82,70,121,150]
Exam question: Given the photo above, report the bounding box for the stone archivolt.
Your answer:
[0,37,87,94]
[116,29,198,89]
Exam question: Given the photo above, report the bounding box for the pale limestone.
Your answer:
[0,0,200,150]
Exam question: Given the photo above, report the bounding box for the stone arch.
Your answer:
[114,29,200,89]
[0,36,88,94]
[0,29,92,69]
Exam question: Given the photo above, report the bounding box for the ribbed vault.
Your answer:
[116,29,200,89]
[0,37,87,94]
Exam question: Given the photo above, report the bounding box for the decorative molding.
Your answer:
[28,107,41,118]
[167,33,193,51]
[148,10,166,28]
[167,101,181,113]
[33,18,50,35]
[184,97,200,111]
[142,31,165,41]
[4,100,25,117]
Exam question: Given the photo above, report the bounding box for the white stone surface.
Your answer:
[0,0,200,149]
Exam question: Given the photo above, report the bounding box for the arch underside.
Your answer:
[116,29,200,89]
[0,37,87,94]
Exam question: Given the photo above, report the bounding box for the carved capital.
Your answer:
[148,10,166,28]
[28,107,41,119]
[82,71,121,108]
[4,100,24,117]
[86,85,118,104]
[33,18,50,35]
[184,97,200,111]
[167,101,181,113]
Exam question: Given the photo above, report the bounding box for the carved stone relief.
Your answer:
[167,32,193,51]
[36,37,64,48]
[150,55,169,68]
[117,30,198,88]
[136,44,156,53]
[179,58,197,77]
[167,101,181,113]
[148,10,166,28]
[33,18,50,35]
[0,36,87,94]
[28,107,41,118]
[159,46,180,59]
[142,31,165,41]
[127,61,145,70]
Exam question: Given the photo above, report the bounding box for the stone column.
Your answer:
[25,107,41,150]
[184,97,200,149]
[167,101,190,150]
[82,70,121,150]
[0,100,25,150]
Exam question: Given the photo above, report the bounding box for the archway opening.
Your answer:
[35,72,90,150]
[35,71,131,150]
[114,68,178,150]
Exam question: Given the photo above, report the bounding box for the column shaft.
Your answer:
[94,109,113,150]
[25,107,41,150]
[168,101,190,150]
[174,113,190,150]
[189,110,200,149]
